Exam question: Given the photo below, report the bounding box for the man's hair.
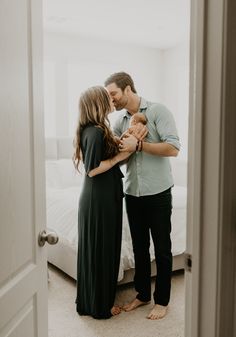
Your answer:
[104,72,137,93]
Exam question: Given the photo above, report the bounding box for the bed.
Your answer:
[45,137,187,284]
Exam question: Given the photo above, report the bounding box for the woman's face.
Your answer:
[107,92,115,114]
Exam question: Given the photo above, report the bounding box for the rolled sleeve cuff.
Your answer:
[165,136,181,151]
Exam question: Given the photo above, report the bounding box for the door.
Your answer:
[0,0,48,336]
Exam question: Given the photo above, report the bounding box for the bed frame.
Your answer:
[47,239,185,284]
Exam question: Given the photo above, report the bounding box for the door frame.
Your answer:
[185,0,236,336]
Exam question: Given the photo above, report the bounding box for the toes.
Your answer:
[147,313,159,320]
[111,306,121,316]
[147,306,167,320]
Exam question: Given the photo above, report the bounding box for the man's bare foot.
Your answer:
[147,304,168,320]
[123,298,150,312]
[111,305,121,316]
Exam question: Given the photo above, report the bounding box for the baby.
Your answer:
[128,112,147,135]
[120,112,147,139]
[118,113,147,151]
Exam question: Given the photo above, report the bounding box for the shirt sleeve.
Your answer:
[82,126,104,174]
[154,104,181,150]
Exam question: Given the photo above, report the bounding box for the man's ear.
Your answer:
[125,85,131,94]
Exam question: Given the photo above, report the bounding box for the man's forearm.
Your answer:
[142,141,179,157]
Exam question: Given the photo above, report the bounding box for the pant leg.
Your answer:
[125,194,151,302]
[149,188,173,306]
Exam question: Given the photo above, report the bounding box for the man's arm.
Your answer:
[120,136,179,157]
[148,104,180,156]
[120,104,180,157]
[142,141,179,157]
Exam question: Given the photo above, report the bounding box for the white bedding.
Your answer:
[46,160,186,282]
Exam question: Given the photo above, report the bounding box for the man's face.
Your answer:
[106,83,128,111]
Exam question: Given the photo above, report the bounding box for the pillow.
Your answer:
[45,159,83,189]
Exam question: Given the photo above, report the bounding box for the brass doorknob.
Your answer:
[38,230,59,247]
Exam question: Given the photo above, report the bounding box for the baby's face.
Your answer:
[130,116,138,125]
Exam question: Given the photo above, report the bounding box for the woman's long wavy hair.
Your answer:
[73,86,119,171]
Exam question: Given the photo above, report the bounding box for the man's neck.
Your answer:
[126,95,141,115]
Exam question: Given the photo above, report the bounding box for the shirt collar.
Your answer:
[123,97,148,118]
[139,97,148,111]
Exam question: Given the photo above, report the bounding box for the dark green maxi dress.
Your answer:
[76,125,124,319]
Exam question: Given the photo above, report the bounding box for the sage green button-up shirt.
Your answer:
[113,98,181,197]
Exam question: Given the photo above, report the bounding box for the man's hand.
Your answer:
[131,122,148,140]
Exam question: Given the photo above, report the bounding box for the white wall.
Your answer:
[161,43,190,161]
[43,33,163,137]
[43,33,189,162]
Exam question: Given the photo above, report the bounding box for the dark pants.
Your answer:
[125,188,172,306]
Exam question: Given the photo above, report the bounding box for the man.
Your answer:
[105,72,180,320]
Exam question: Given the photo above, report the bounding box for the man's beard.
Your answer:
[114,104,124,111]
[114,97,128,111]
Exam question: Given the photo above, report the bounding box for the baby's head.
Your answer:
[130,113,147,126]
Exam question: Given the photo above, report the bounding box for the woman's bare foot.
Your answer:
[111,305,121,316]
[147,304,168,320]
[123,298,150,312]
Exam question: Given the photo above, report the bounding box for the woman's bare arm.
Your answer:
[88,151,132,177]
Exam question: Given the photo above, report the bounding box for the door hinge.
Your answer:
[184,253,192,272]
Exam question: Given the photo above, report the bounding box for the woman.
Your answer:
[73,86,136,319]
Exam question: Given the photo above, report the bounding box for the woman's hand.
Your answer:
[119,134,138,153]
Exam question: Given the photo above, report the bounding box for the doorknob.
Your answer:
[38,230,59,247]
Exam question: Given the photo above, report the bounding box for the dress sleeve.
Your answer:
[82,126,104,174]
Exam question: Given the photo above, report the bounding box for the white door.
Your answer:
[0,0,49,336]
